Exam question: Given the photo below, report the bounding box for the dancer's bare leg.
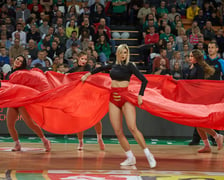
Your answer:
[122,102,156,168]
[94,121,105,150]
[18,107,51,152]
[6,107,21,151]
[197,127,223,152]
[77,131,84,150]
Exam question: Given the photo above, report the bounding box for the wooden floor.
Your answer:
[0,142,223,173]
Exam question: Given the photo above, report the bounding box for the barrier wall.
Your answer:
[0,108,194,138]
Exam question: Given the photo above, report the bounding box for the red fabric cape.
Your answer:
[1,69,224,134]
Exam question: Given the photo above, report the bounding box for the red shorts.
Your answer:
[110,87,128,108]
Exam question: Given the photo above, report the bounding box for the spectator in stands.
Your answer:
[40,0,53,7]
[54,0,67,15]
[160,25,176,42]
[171,61,183,79]
[216,28,224,57]
[12,23,26,47]
[43,5,54,24]
[111,0,129,25]
[180,43,191,59]
[56,26,67,48]
[66,19,79,38]
[88,0,105,7]
[39,18,50,37]
[27,39,38,60]
[202,1,214,20]
[171,18,183,36]
[28,0,43,13]
[79,28,92,50]
[64,42,81,62]
[166,41,175,60]
[209,11,221,26]
[27,24,41,43]
[170,51,184,71]
[128,0,144,25]
[157,0,169,18]
[66,30,80,49]
[66,5,79,23]
[9,38,24,61]
[143,13,159,31]
[79,17,95,38]
[5,17,15,38]
[176,0,188,18]
[0,32,11,50]
[182,54,190,79]
[31,50,46,68]
[0,47,10,67]
[0,24,12,40]
[153,58,170,75]
[201,20,216,41]
[90,3,107,25]
[16,1,30,22]
[48,40,61,60]
[175,27,186,51]
[196,41,206,54]
[193,9,206,29]
[95,34,111,65]
[189,26,201,46]
[186,0,199,20]
[152,48,170,72]
[168,6,181,23]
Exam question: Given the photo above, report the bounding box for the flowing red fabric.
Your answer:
[1,69,224,134]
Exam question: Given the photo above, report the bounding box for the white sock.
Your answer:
[203,139,210,147]
[143,148,151,156]
[125,150,134,159]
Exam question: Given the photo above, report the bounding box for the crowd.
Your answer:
[0,0,224,79]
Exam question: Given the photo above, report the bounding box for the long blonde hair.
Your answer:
[115,44,130,65]
[191,49,215,79]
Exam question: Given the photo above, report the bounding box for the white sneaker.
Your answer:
[120,157,136,166]
[146,153,156,168]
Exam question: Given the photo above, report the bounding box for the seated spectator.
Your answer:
[31,50,46,68]
[64,42,81,62]
[170,51,184,71]
[166,41,175,60]
[12,23,26,47]
[48,40,62,60]
[209,11,221,26]
[56,63,66,74]
[152,48,170,72]
[137,2,151,25]
[56,26,67,49]
[153,58,170,75]
[128,0,144,25]
[39,18,50,37]
[176,0,188,18]
[0,32,12,50]
[186,0,199,20]
[189,26,202,46]
[27,39,38,60]
[111,0,128,25]
[193,9,206,29]
[180,43,191,60]
[16,1,30,22]
[66,19,79,38]
[66,30,80,49]
[171,61,183,80]
[0,47,10,67]
[95,34,111,64]
[157,0,169,18]
[182,54,191,79]
[201,20,216,41]
[27,24,41,43]
[160,25,176,42]
[9,38,24,61]
[216,28,224,57]
[168,6,181,23]
[202,1,213,19]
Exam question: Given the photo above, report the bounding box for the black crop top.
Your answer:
[91,62,148,95]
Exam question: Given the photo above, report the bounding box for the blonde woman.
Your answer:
[81,44,156,168]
